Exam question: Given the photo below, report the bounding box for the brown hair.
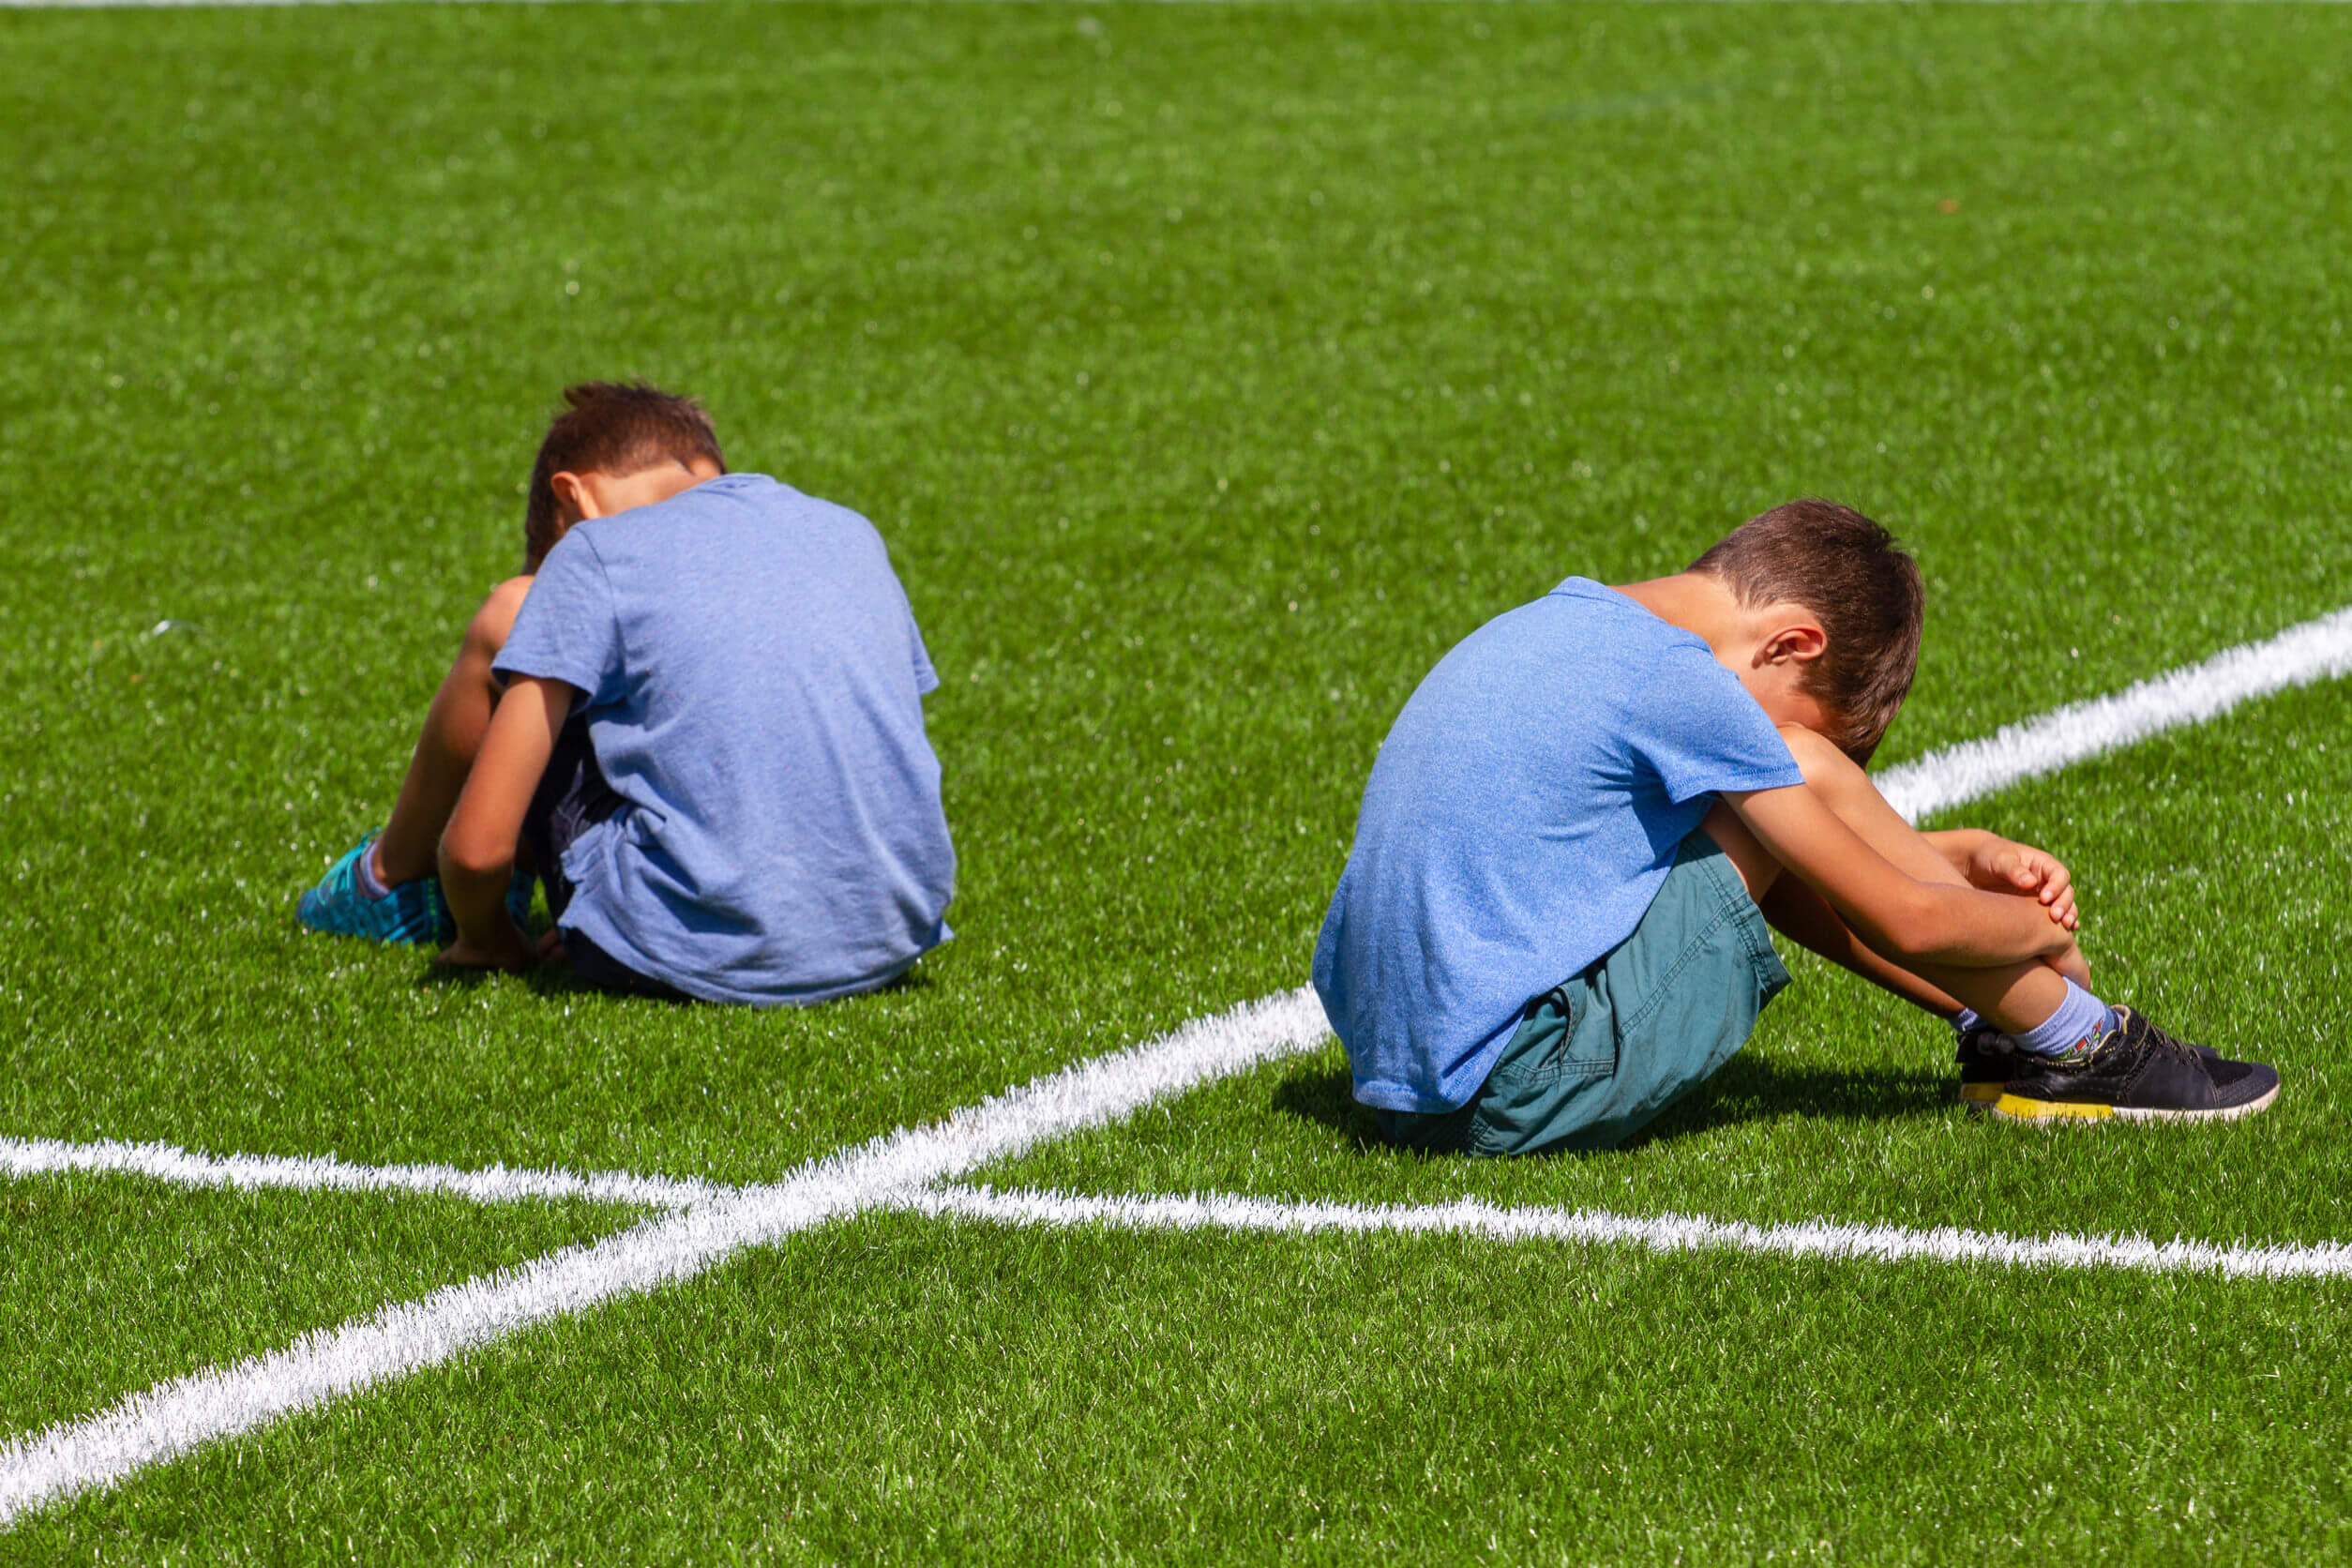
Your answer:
[523,382,726,569]
[1689,499,1925,764]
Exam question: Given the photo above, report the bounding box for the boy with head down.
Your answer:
[1315,500,2277,1149]
[298,382,954,1003]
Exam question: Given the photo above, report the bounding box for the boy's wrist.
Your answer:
[1930,829,1992,876]
[439,853,520,949]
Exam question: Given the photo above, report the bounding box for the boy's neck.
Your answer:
[1606,571,1753,661]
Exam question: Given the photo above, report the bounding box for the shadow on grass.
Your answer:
[1628,1052,1950,1148]
[410,957,690,1004]
[411,957,939,1006]
[1273,1051,1949,1157]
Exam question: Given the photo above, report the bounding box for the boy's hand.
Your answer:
[1966,837,2078,930]
[437,918,536,972]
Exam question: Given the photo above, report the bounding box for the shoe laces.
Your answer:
[2113,1006,2202,1065]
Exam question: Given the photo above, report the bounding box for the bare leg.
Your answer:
[1702,735,2080,1035]
[372,578,532,886]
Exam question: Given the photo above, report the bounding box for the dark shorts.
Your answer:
[520,716,688,1003]
[1377,832,1790,1157]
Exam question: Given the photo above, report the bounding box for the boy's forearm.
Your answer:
[1863,879,2074,970]
[440,853,519,945]
[1731,783,2073,970]
[434,674,567,968]
[1758,878,1963,1018]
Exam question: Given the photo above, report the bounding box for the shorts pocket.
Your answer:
[1497,983,1606,1089]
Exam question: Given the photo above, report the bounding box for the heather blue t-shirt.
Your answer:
[494,473,954,1005]
[1313,578,1804,1113]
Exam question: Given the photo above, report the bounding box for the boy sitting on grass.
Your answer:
[1314,500,2277,1147]
[297,382,956,1004]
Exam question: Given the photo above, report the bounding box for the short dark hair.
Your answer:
[1689,499,1925,764]
[523,382,726,569]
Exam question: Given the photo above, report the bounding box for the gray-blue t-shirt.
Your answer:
[1312,578,1804,1113]
[494,473,955,1004]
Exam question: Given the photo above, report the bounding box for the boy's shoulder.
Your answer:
[1461,578,1776,765]
[1388,578,1747,779]
[1535,576,1697,642]
[1456,577,1718,695]
[575,473,878,556]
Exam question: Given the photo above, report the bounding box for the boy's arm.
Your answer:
[435,675,573,971]
[1756,875,1966,1017]
[1726,784,2077,969]
[1758,870,2093,1008]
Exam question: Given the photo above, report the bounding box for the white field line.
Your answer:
[1875,603,2352,824]
[0,986,1331,1528]
[911,1185,2352,1281]
[0,1136,720,1212]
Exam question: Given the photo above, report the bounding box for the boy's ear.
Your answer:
[1757,619,1828,668]
[548,471,593,528]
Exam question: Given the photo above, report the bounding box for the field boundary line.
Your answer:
[0,1136,719,1212]
[1876,604,2352,823]
[910,1184,2352,1280]
[0,988,1331,1529]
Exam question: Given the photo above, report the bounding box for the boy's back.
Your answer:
[495,471,953,1003]
[1313,577,1801,1113]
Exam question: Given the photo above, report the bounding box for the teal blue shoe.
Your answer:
[505,869,538,932]
[296,832,454,947]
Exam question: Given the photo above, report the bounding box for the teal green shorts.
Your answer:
[1377,832,1791,1157]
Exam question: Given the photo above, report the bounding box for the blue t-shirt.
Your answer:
[1312,578,1804,1113]
[494,473,955,1005]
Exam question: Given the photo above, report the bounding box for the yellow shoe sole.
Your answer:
[1986,1082,2281,1125]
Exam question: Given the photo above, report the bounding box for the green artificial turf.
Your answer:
[23,1214,2352,1563]
[0,1173,641,1440]
[1,1,2348,1561]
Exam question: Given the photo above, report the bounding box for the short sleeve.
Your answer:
[908,616,940,695]
[492,530,625,708]
[1624,644,1805,804]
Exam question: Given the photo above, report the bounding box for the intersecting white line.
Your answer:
[5,600,2350,1527]
[0,988,1332,1527]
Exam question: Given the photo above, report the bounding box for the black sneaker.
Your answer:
[1961,1018,2227,1110]
[1987,1006,2280,1124]
[1955,1025,2013,1112]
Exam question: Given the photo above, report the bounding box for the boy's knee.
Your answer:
[466,576,535,662]
[1779,723,1873,804]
